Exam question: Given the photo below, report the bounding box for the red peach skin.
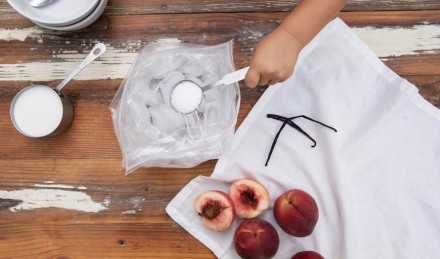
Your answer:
[291,251,324,259]
[274,189,319,237]
[234,218,279,259]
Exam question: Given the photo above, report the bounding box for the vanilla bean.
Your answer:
[265,120,288,166]
[288,115,337,132]
[265,113,337,166]
[268,114,317,147]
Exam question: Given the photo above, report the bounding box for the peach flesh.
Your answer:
[234,218,279,259]
[194,190,235,232]
[274,189,319,237]
[229,178,270,219]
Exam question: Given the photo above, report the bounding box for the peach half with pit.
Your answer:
[193,190,235,232]
[234,218,280,259]
[228,178,270,219]
[273,189,319,237]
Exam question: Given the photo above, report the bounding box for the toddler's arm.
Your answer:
[245,0,348,88]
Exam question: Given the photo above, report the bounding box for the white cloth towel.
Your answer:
[166,18,440,258]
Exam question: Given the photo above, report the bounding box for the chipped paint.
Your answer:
[155,38,181,43]
[125,196,145,210]
[0,188,108,213]
[352,24,440,57]
[0,45,137,81]
[102,197,111,207]
[244,28,264,42]
[0,24,439,82]
[0,27,44,42]
[122,210,136,214]
[34,183,87,190]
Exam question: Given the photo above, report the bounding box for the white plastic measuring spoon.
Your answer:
[169,66,249,114]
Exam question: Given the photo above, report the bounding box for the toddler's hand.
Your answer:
[245,27,302,88]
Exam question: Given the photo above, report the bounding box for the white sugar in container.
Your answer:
[10,85,73,137]
[169,80,203,114]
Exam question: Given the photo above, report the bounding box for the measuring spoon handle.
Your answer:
[221,66,249,85]
[55,43,107,93]
[203,66,249,92]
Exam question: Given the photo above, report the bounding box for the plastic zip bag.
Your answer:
[110,40,240,174]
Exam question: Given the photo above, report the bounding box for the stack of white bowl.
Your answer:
[7,0,108,31]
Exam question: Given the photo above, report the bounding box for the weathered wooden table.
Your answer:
[1,0,439,258]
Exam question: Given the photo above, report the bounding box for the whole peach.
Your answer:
[234,218,279,259]
[291,251,324,259]
[273,189,319,237]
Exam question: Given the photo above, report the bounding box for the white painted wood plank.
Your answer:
[352,23,440,57]
[0,181,147,214]
[0,187,109,212]
[0,23,440,82]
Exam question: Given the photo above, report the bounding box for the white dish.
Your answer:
[31,0,107,31]
[7,0,99,26]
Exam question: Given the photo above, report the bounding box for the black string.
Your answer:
[265,114,337,166]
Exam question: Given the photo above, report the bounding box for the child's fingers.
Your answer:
[244,67,261,88]
[257,75,271,86]
[267,79,278,86]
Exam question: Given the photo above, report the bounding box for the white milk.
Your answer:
[11,86,64,137]
[170,81,203,114]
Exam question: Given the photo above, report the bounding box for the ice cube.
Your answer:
[152,55,186,79]
[149,105,186,135]
[178,61,205,78]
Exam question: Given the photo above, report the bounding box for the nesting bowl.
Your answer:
[7,0,108,31]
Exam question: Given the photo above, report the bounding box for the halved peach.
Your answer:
[193,190,235,232]
[228,178,270,219]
